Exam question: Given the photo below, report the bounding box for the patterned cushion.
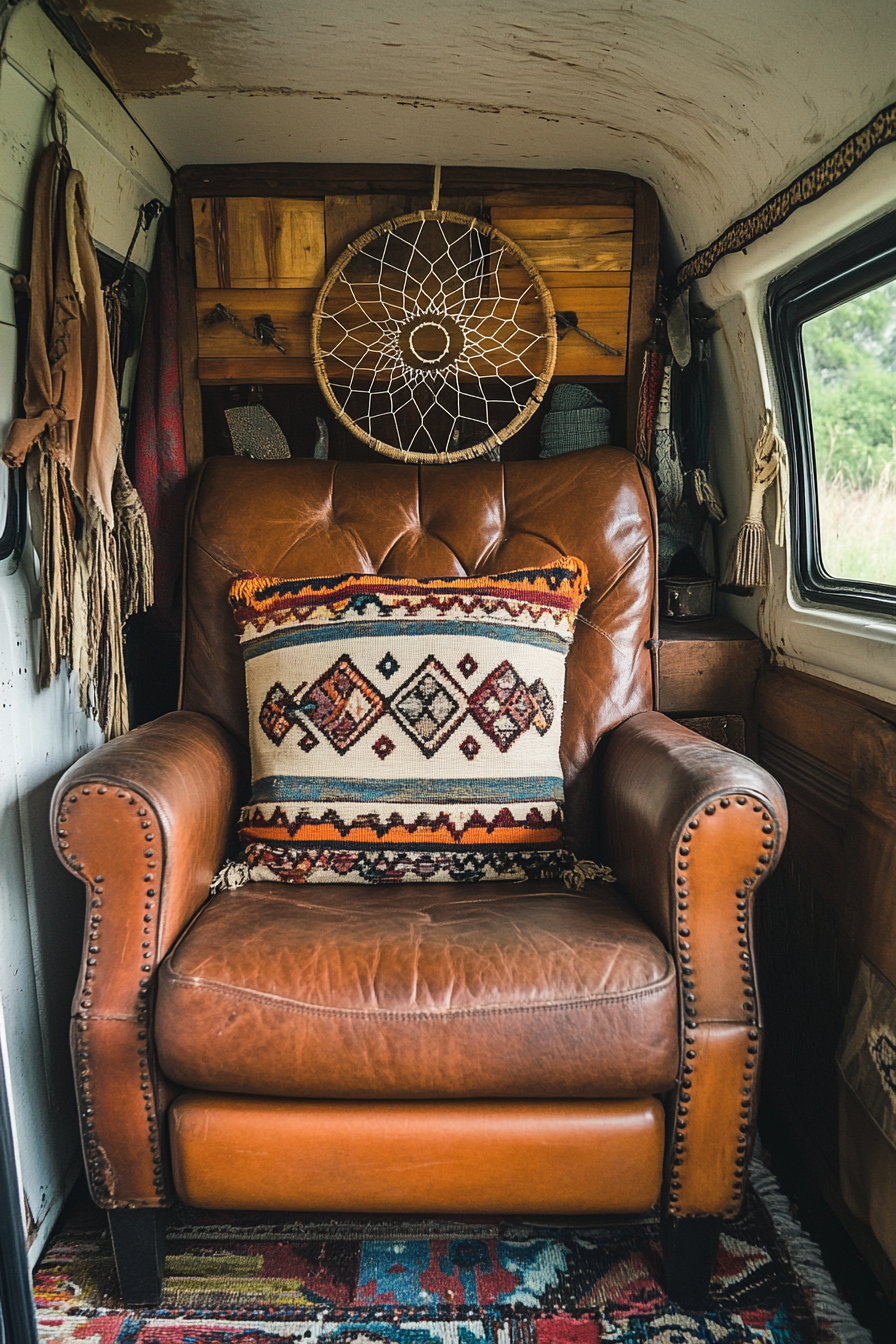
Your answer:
[229,558,588,885]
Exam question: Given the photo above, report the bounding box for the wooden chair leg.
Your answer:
[661,1213,722,1309]
[107,1207,166,1305]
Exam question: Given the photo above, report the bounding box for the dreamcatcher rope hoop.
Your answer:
[311,209,557,464]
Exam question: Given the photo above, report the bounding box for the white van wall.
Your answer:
[0,0,170,1263]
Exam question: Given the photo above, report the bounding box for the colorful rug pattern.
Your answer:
[33,1175,858,1342]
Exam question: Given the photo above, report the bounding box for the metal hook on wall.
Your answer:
[50,85,68,146]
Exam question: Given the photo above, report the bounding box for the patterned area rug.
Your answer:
[34,1159,869,1343]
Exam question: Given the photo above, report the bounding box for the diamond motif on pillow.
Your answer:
[469,660,554,752]
[529,679,555,736]
[259,681,307,745]
[298,656,385,755]
[376,652,400,679]
[231,557,588,885]
[391,656,467,757]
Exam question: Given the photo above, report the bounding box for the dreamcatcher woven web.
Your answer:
[311,209,557,463]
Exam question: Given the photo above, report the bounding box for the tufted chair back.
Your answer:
[180,447,658,856]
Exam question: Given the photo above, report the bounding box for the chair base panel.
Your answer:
[108,1207,166,1306]
[170,1093,665,1214]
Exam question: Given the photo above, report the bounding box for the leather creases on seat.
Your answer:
[155,879,679,1099]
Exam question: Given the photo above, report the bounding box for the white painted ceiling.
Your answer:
[67,0,896,257]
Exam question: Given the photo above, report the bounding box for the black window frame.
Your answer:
[767,208,896,618]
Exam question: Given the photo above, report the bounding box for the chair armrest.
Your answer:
[600,710,787,953]
[598,710,787,1219]
[52,711,240,1207]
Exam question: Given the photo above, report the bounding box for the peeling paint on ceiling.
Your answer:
[49,0,896,257]
[54,0,195,93]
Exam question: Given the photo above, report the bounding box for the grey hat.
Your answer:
[539,384,611,458]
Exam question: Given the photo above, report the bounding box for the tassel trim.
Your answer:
[722,408,787,593]
[209,854,616,896]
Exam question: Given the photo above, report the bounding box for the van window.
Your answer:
[768,211,896,616]
[803,278,896,586]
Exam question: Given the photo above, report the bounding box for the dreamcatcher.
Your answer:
[311,171,557,463]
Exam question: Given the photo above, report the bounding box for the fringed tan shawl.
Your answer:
[2,142,153,737]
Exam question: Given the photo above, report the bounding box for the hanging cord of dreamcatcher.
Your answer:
[103,197,165,397]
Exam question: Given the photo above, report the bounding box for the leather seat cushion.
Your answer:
[155,880,679,1099]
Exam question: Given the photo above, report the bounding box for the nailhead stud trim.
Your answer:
[59,786,168,1208]
[666,792,776,1218]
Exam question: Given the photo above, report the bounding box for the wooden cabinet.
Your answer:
[658,617,763,712]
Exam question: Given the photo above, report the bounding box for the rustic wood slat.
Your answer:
[272,197,326,285]
[199,356,316,382]
[321,285,629,321]
[222,197,326,288]
[491,218,633,241]
[542,287,630,316]
[197,287,317,315]
[325,194,488,270]
[177,163,636,199]
[191,197,220,288]
[554,336,627,376]
[483,188,633,207]
[175,186,206,465]
[491,204,633,221]
[533,269,632,290]
[222,196,273,286]
[325,194,409,269]
[197,288,317,358]
[506,237,633,271]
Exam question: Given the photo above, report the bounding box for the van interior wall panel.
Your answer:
[0,0,171,1264]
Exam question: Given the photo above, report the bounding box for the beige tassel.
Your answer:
[723,409,787,592]
[112,452,154,618]
[210,859,251,894]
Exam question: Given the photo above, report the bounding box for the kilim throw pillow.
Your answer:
[228,558,588,885]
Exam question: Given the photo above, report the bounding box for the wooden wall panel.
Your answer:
[491,204,632,378]
[192,197,326,288]
[174,165,659,456]
[196,288,315,360]
[756,666,896,1291]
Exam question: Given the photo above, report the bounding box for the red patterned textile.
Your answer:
[133,213,187,629]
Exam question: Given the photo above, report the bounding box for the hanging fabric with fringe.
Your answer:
[722,408,788,593]
[651,357,683,513]
[635,324,664,462]
[132,210,188,630]
[1,140,153,737]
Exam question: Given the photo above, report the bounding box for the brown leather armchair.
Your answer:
[52,447,786,1308]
